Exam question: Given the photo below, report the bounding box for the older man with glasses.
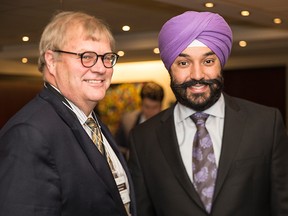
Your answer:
[0,11,135,216]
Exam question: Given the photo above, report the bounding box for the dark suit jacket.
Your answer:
[128,93,288,216]
[0,86,136,216]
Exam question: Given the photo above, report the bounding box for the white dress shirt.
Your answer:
[174,93,225,182]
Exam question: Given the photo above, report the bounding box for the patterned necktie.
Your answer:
[86,117,119,177]
[86,117,130,215]
[191,112,217,213]
[86,117,105,155]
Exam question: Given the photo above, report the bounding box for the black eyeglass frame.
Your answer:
[53,49,119,68]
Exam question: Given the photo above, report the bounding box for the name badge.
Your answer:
[115,175,130,204]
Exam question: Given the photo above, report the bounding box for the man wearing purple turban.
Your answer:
[128,11,288,216]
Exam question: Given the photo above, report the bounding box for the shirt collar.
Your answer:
[175,93,225,123]
[48,84,92,125]
[66,100,92,125]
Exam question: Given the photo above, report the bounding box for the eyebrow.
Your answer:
[178,51,216,58]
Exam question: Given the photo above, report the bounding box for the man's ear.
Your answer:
[44,50,56,75]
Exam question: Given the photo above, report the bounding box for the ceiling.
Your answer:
[1,0,288,74]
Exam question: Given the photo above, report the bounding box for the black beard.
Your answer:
[170,76,224,111]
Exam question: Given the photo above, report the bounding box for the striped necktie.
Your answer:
[86,117,105,155]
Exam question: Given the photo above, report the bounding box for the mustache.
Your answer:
[171,78,222,89]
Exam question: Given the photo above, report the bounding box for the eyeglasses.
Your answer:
[53,50,119,68]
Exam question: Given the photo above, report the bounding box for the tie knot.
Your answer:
[191,112,209,125]
[86,117,97,129]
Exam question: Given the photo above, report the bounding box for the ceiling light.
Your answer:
[22,36,29,42]
[273,18,282,24]
[153,48,160,54]
[241,10,250,17]
[117,51,125,57]
[205,2,214,8]
[122,25,130,32]
[22,57,28,63]
[239,40,247,47]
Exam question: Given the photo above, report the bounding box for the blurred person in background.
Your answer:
[115,82,164,160]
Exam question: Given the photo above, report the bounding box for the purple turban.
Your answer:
[158,11,233,70]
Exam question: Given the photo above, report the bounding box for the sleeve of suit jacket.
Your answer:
[0,123,61,215]
[271,109,288,215]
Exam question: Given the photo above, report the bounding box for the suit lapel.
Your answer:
[213,94,247,200]
[70,123,128,212]
[156,107,204,209]
[100,120,137,215]
[101,121,135,191]
[39,87,127,215]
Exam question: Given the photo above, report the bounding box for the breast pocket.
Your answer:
[234,156,265,169]
[228,155,268,185]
